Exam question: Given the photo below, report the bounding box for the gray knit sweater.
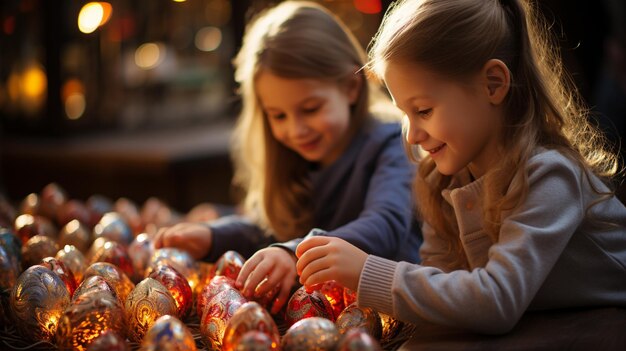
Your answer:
[358,149,626,334]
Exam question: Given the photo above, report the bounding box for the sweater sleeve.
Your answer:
[316,134,415,259]
[204,215,276,261]
[357,153,586,334]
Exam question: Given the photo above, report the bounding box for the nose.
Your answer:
[405,116,428,145]
[289,116,310,138]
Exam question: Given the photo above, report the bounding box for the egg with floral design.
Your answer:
[124,278,177,343]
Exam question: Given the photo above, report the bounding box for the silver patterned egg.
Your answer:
[141,314,197,351]
[9,265,71,342]
[335,304,382,339]
[281,317,340,351]
[124,278,177,343]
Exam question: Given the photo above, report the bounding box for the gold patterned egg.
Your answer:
[124,278,177,343]
[335,328,382,351]
[56,245,88,284]
[141,315,197,351]
[73,275,118,302]
[83,262,135,302]
[281,317,340,351]
[200,288,247,350]
[55,290,125,351]
[148,264,192,320]
[9,265,71,342]
[58,219,92,253]
[222,301,280,351]
[335,304,382,339]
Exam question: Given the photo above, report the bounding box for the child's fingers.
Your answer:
[254,268,283,296]
[296,245,329,275]
[295,236,331,258]
[298,253,331,285]
[301,267,332,288]
[242,260,272,298]
[236,254,261,289]
[271,271,297,314]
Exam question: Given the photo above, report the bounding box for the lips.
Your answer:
[297,136,322,151]
[426,143,446,154]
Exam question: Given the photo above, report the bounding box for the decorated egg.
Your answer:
[86,195,113,229]
[285,285,335,326]
[14,214,57,243]
[90,240,134,279]
[148,264,192,319]
[318,280,345,319]
[93,212,133,246]
[379,312,403,343]
[197,275,236,318]
[83,262,135,302]
[40,182,68,220]
[335,304,382,339]
[73,275,118,302]
[343,287,357,307]
[19,192,41,215]
[57,200,91,228]
[150,248,199,290]
[55,290,125,351]
[56,245,88,284]
[200,288,247,349]
[234,330,275,351]
[335,328,383,351]
[86,237,109,262]
[0,245,18,291]
[9,265,71,342]
[141,315,197,351]
[214,250,245,281]
[40,257,78,297]
[124,278,177,342]
[281,317,340,351]
[86,330,129,351]
[22,234,59,268]
[114,197,143,234]
[222,301,280,351]
[128,233,153,281]
[195,261,216,295]
[58,219,91,253]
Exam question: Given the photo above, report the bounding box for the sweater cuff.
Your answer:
[357,255,398,315]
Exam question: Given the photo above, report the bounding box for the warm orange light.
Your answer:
[354,0,382,14]
[78,2,112,34]
[135,42,164,69]
[22,65,47,100]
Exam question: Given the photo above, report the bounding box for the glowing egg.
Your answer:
[200,288,247,349]
[124,278,177,343]
[15,214,57,244]
[379,312,403,343]
[285,285,335,326]
[343,287,357,307]
[150,248,199,291]
[214,250,245,281]
[319,280,345,319]
[73,275,118,302]
[128,233,153,281]
[222,301,280,351]
[234,330,275,351]
[9,265,71,342]
[85,329,129,351]
[148,264,192,319]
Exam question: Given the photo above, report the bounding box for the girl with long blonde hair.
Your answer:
[297,0,626,334]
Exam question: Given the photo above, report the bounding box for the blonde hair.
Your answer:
[232,1,395,241]
[369,0,619,269]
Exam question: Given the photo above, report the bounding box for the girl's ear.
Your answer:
[344,69,363,104]
[482,59,510,105]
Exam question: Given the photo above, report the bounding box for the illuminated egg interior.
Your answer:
[319,280,345,320]
[124,278,177,343]
[222,301,280,351]
[9,265,71,342]
[55,290,124,351]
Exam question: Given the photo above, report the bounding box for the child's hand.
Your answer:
[295,236,367,292]
[153,222,212,260]
[236,247,298,314]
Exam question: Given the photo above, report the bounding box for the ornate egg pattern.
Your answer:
[124,278,177,343]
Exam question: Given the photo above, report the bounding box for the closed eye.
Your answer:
[301,105,321,115]
[416,108,432,118]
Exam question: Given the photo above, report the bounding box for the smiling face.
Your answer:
[383,61,503,178]
[255,70,358,166]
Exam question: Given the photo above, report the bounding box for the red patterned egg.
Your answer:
[200,288,247,350]
[55,290,125,351]
[58,219,92,253]
[222,301,280,351]
[197,275,236,318]
[214,250,245,281]
[285,285,335,326]
[335,303,382,339]
[150,248,199,291]
[40,256,77,298]
[343,287,357,307]
[124,278,177,343]
[83,262,135,302]
[281,317,340,351]
[335,328,382,351]
[86,330,129,351]
[319,280,345,319]
[148,264,192,319]
[141,315,197,351]
[90,240,134,279]
[22,234,59,268]
[56,245,87,284]
[9,265,71,342]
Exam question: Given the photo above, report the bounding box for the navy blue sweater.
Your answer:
[204,120,422,263]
